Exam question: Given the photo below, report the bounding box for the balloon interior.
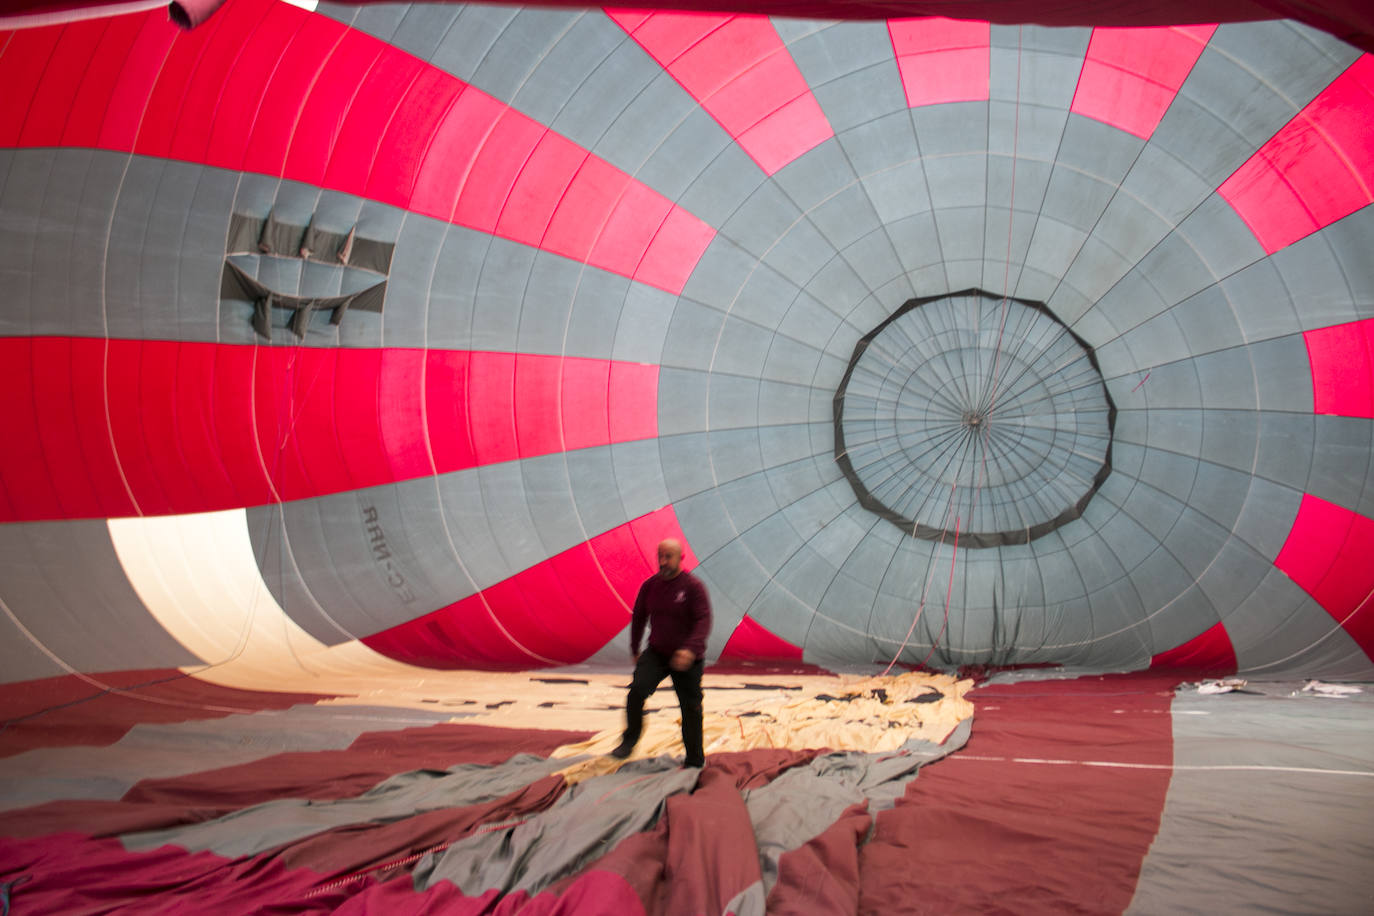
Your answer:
[1,1,1372,912]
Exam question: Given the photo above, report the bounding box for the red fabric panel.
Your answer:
[561,358,612,451]
[717,613,805,661]
[240,13,350,178]
[608,361,660,442]
[1305,316,1374,418]
[466,351,519,466]
[376,348,434,482]
[888,18,991,106]
[454,106,546,235]
[142,0,236,162]
[1275,493,1374,659]
[0,19,62,146]
[423,349,477,473]
[859,672,1178,913]
[514,355,566,458]
[634,203,719,295]
[506,131,592,252]
[0,338,659,522]
[766,801,870,914]
[0,669,331,759]
[207,1,305,171]
[213,342,276,507]
[1219,54,1374,254]
[364,506,691,669]
[588,168,681,282]
[1071,25,1215,139]
[1149,619,1238,674]
[15,13,107,145]
[98,14,180,151]
[281,28,381,189]
[0,0,715,294]
[326,349,377,493]
[61,14,142,147]
[609,10,833,174]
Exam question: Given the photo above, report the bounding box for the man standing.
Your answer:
[611,538,712,767]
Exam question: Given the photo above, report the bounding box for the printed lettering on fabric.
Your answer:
[362,505,416,603]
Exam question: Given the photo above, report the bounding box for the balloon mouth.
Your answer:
[832,288,1117,548]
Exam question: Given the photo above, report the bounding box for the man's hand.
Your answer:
[669,649,695,671]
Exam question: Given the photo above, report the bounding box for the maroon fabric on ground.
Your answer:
[0,723,592,839]
[0,832,334,915]
[123,722,593,806]
[767,801,871,914]
[546,822,669,912]
[0,669,333,758]
[0,798,234,840]
[335,870,647,916]
[858,672,1179,914]
[0,776,572,913]
[697,747,823,790]
[659,767,762,914]
[538,748,826,914]
[272,774,568,875]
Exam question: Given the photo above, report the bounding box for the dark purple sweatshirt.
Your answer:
[630,570,712,658]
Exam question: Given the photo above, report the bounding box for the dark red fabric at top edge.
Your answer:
[859,671,1181,914]
[0,668,334,759]
[0,0,1315,27]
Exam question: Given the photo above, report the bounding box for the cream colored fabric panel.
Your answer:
[107,509,399,689]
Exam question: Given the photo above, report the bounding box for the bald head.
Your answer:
[656,539,683,579]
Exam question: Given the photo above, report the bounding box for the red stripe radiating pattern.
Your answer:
[0,337,658,522]
[1148,620,1237,674]
[717,614,805,662]
[1070,25,1215,139]
[1218,54,1374,254]
[0,0,715,294]
[1275,494,1374,660]
[887,18,990,107]
[363,505,690,668]
[1305,316,1374,418]
[607,9,833,175]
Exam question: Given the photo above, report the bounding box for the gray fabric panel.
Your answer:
[0,521,202,685]
[1127,686,1374,915]
[0,147,679,356]
[123,751,568,858]
[415,757,697,896]
[248,444,667,643]
[0,704,457,811]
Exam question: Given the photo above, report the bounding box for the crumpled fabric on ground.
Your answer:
[412,757,699,898]
[551,671,972,783]
[121,753,573,857]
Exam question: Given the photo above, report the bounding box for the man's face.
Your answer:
[657,543,682,578]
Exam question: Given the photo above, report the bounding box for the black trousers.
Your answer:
[622,648,705,766]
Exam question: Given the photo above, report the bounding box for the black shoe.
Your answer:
[609,742,634,759]
[683,758,704,769]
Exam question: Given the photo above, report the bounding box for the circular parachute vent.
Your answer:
[834,290,1114,548]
